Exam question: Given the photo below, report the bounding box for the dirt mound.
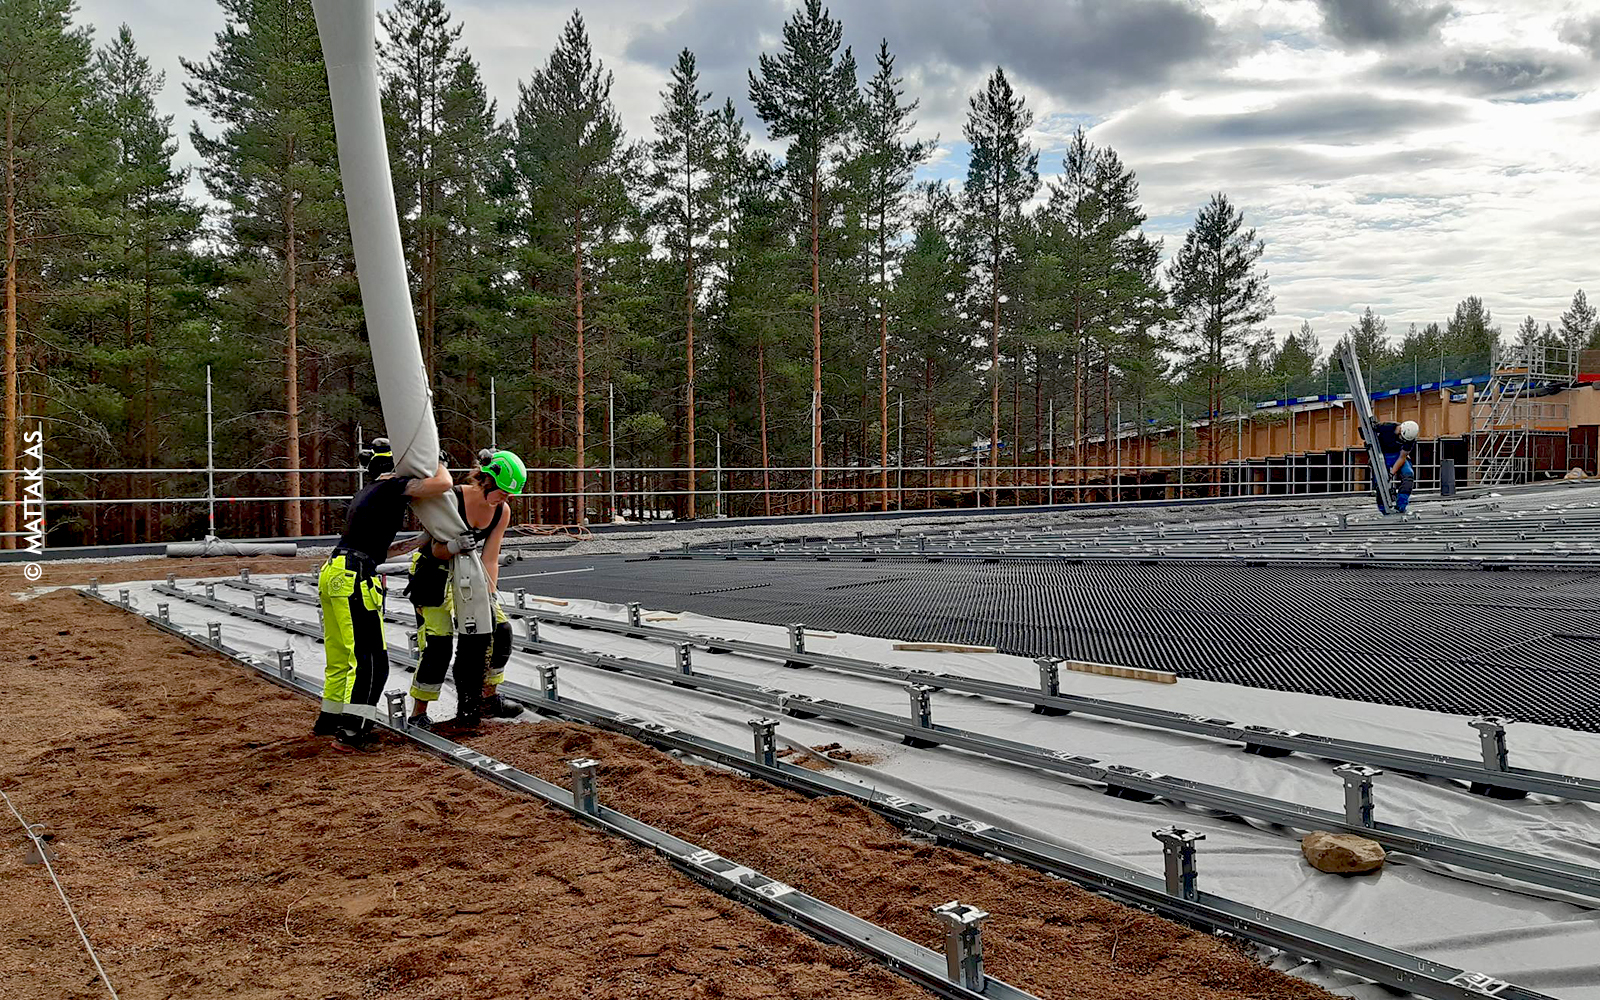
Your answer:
[469,724,1331,1000]
[0,590,919,999]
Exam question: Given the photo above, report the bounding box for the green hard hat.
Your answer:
[481,449,527,495]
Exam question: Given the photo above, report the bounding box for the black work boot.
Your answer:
[483,693,523,719]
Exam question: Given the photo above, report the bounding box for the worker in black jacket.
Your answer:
[314,443,452,746]
[1372,419,1418,514]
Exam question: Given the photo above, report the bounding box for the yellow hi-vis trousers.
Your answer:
[318,555,389,724]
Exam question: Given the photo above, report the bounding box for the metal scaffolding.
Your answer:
[1471,341,1577,486]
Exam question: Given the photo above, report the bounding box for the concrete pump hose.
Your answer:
[313,0,492,633]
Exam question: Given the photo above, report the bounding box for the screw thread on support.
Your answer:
[931,901,989,991]
[568,758,600,815]
[1152,826,1205,900]
[1470,716,1512,772]
[748,718,778,767]
[1335,764,1382,828]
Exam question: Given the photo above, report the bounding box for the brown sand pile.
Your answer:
[0,590,921,999]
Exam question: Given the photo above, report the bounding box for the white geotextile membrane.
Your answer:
[123,577,1600,999]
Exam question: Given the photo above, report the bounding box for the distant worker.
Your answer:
[405,449,526,728]
[1373,419,1418,514]
[315,440,452,746]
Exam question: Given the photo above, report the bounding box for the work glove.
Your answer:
[446,533,478,556]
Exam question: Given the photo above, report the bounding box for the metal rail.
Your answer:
[158,580,1600,904]
[223,578,1600,805]
[84,583,1558,1000]
[82,585,1036,1000]
[512,602,1599,804]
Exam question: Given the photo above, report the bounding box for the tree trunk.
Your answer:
[924,354,934,509]
[284,138,302,538]
[810,169,822,514]
[878,210,889,511]
[573,209,586,525]
[1073,300,1084,497]
[685,152,697,520]
[307,351,322,536]
[142,240,155,541]
[757,333,771,517]
[989,225,1000,508]
[2,104,17,547]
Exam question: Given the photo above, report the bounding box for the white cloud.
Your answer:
[69,0,1600,345]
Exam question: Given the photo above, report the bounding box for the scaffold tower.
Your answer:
[1470,340,1577,486]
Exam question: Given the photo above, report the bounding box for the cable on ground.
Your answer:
[1,788,121,1000]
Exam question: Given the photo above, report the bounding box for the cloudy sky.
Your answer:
[75,0,1600,347]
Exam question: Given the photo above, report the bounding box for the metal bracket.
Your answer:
[1035,657,1061,698]
[905,684,938,748]
[536,663,559,701]
[931,901,989,991]
[628,602,643,628]
[157,603,170,624]
[785,623,809,668]
[675,643,693,676]
[207,621,222,648]
[385,689,407,728]
[1152,826,1205,900]
[568,757,600,815]
[525,617,540,642]
[1469,716,1512,772]
[204,582,215,601]
[254,592,266,614]
[118,588,131,608]
[275,648,295,681]
[407,631,420,659]
[88,577,99,595]
[1335,764,1382,828]
[165,572,176,585]
[287,576,298,594]
[1447,971,1513,996]
[748,718,778,767]
[21,823,55,865]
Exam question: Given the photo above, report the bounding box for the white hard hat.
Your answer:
[1399,420,1419,441]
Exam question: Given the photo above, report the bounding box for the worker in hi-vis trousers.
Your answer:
[405,449,527,729]
[314,443,452,747]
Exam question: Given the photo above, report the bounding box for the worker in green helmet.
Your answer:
[406,448,527,728]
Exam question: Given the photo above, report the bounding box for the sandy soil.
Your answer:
[468,724,1331,1000]
[1,554,318,591]
[0,581,1333,1000]
[0,590,921,1000]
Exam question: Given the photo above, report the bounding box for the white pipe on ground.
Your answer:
[312,0,493,633]
[166,541,298,558]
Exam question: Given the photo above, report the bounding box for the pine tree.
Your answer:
[184,0,346,536]
[512,10,626,524]
[1347,307,1391,383]
[749,0,859,513]
[1166,192,1273,478]
[895,182,977,505]
[1271,321,1319,395]
[1444,295,1497,363]
[1559,289,1596,351]
[0,0,93,546]
[647,48,712,518]
[962,66,1037,505]
[859,39,931,509]
[86,25,201,541]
